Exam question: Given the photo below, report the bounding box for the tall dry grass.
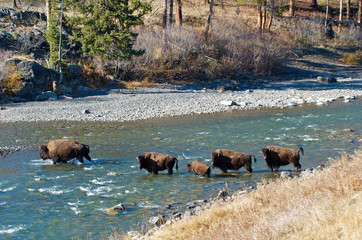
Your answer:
[116,149,362,240]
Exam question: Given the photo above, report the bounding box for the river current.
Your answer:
[0,100,361,239]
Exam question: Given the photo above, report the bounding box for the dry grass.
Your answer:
[116,149,362,240]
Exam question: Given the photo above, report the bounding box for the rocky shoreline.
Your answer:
[125,165,325,239]
[0,77,361,123]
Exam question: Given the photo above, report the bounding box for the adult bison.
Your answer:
[186,160,211,177]
[261,145,304,172]
[211,149,256,173]
[137,152,178,174]
[39,139,91,164]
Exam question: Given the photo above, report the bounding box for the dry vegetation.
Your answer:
[112,149,362,240]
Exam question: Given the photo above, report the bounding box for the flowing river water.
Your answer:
[0,100,361,239]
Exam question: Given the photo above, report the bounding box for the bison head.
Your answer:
[186,163,192,172]
[39,145,50,160]
[137,155,147,170]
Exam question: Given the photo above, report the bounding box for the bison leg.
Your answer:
[221,168,227,173]
[152,170,159,174]
[84,153,91,161]
[167,168,173,174]
[76,155,84,163]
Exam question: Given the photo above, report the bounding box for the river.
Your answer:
[0,100,361,239]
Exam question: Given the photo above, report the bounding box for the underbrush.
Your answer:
[119,19,290,83]
[115,149,362,240]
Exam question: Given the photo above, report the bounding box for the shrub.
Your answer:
[3,65,22,96]
[341,50,362,66]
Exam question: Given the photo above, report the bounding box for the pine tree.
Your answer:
[68,0,151,61]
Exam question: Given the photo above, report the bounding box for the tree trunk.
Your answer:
[346,0,351,20]
[169,0,173,25]
[359,0,362,23]
[163,0,168,28]
[339,0,343,32]
[258,4,262,29]
[262,1,267,30]
[311,0,318,8]
[46,0,50,27]
[175,0,182,26]
[13,0,18,9]
[58,0,64,85]
[289,0,295,16]
[325,0,329,26]
[268,0,275,31]
[205,0,214,42]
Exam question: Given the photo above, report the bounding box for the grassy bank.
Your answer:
[114,149,362,240]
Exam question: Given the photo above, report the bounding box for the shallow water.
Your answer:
[0,100,361,239]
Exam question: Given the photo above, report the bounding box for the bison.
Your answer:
[261,145,304,172]
[39,139,91,164]
[137,152,178,174]
[211,149,256,173]
[186,160,211,177]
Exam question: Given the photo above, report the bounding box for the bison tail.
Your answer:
[252,155,257,163]
[298,147,304,156]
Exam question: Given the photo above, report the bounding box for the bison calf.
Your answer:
[211,149,256,173]
[39,139,91,164]
[186,160,211,177]
[261,145,304,172]
[137,152,178,174]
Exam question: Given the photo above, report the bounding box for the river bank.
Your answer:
[0,77,362,123]
[116,149,362,240]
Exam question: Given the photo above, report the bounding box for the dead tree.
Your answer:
[289,0,295,16]
[163,0,168,28]
[339,0,343,32]
[205,0,214,41]
[175,0,182,26]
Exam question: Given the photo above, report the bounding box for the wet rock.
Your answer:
[111,203,125,211]
[83,109,91,114]
[148,215,166,226]
[217,189,229,198]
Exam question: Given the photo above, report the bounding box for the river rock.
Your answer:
[83,109,91,114]
[280,171,292,179]
[317,76,337,83]
[148,215,166,226]
[220,100,237,106]
[111,203,125,211]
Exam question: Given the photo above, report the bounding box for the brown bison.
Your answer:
[211,149,256,173]
[186,160,211,177]
[39,139,91,164]
[261,145,304,172]
[137,152,178,174]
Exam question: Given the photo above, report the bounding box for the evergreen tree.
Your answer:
[68,0,151,61]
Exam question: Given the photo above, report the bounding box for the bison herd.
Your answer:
[39,139,305,176]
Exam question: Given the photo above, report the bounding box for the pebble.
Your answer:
[0,78,361,123]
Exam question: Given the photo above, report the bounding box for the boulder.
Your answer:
[220,100,237,106]
[1,59,53,100]
[36,91,57,101]
[280,171,292,179]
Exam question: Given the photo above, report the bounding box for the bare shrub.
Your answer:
[278,18,326,46]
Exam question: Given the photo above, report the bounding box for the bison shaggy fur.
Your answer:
[137,152,178,174]
[211,149,256,173]
[39,139,91,164]
[261,145,304,172]
[186,160,211,177]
